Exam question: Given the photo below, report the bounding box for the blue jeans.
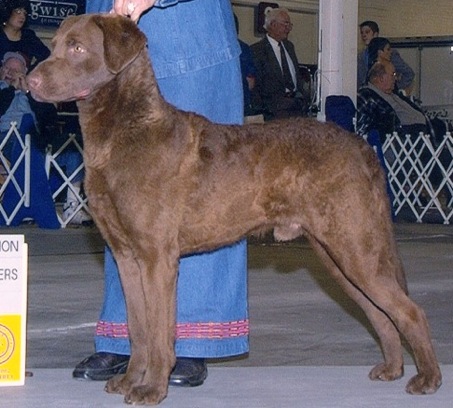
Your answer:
[94,53,249,358]
[96,241,248,358]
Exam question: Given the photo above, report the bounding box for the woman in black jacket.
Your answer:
[0,0,50,69]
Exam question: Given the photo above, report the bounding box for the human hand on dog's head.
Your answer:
[112,0,156,22]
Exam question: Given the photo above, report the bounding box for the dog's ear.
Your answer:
[92,14,147,74]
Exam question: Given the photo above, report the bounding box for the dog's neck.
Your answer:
[77,49,168,140]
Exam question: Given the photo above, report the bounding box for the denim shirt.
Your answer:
[87,0,241,79]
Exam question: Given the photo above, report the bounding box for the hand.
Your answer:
[11,75,28,92]
[246,75,256,91]
[1,68,28,92]
[112,0,157,22]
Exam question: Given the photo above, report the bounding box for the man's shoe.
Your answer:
[72,352,129,381]
[73,353,207,387]
[169,358,207,387]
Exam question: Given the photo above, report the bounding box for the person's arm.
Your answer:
[249,43,267,108]
[88,0,190,21]
[31,38,51,65]
[0,87,15,116]
[86,0,114,13]
[356,91,374,136]
[241,43,256,90]
[357,50,368,89]
[22,29,50,68]
[28,97,59,150]
[391,49,415,94]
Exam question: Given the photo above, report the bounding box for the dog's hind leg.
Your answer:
[308,231,441,395]
[308,237,405,382]
[359,276,441,394]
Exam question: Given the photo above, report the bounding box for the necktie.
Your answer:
[279,42,295,91]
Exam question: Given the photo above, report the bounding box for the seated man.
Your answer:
[0,51,37,158]
[0,52,90,225]
[357,60,447,193]
[356,60,432,141]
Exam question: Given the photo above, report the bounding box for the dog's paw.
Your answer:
[105,374,129,395]
[105,374,169,404]
[124,384,168,405]
[369,363,404,381]
[406,372,442,395]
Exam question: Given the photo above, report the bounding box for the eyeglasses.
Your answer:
[276,20,293,29]
[13,8,28,16]
[2,66,25,76]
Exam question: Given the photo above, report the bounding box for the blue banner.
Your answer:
[29,1,86,27]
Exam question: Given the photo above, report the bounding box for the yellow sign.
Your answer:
[0,235,28,386]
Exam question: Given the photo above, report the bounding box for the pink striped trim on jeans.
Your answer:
[96,319,249,340]
[176,320,249,339]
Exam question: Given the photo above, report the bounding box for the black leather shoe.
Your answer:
[72,352,129,381]
[169,358,207,387]
[73,353,207,387]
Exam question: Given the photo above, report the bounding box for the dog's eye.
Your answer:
[74,45,84,53]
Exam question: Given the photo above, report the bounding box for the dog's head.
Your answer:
[27,13,147,102]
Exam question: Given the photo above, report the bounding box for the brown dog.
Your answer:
[27,14,441,405]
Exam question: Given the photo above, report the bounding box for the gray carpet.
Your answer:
[2,366,452,407]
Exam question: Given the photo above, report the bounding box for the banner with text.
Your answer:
[0,235,28,386]
[29,1,86,27]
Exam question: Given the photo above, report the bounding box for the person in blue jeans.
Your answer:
[72,0,249,387]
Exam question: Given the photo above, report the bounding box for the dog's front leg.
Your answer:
[105,247,178,405]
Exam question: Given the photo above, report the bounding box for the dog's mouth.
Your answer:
[28,84,92,103]
[27,70,94,103]
[75,88,92,100]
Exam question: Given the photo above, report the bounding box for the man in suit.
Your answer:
[251,8,307,120]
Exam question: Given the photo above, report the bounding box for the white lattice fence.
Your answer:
[382,132,453,224]
[3,122,453,226]
[1,119,88,228]
[0,121,31,225]
[45,133,89,228]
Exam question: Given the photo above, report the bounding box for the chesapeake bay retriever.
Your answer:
[27,14,441,405]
